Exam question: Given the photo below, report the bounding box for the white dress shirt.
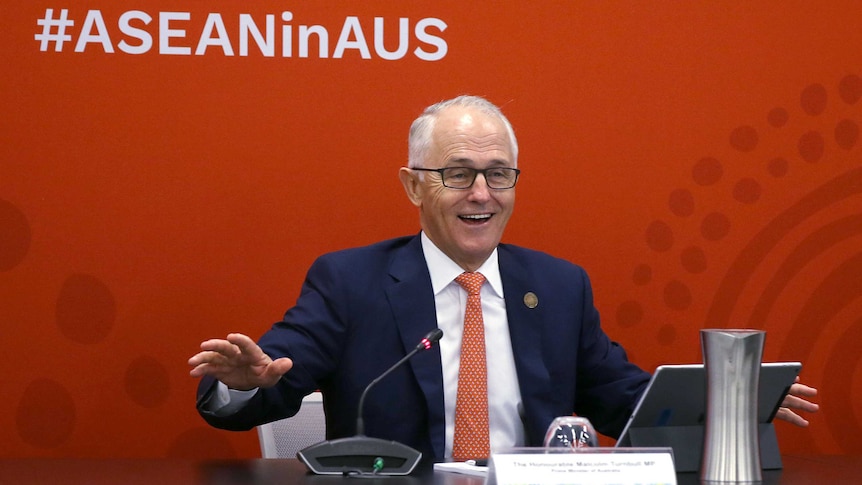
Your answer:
[420,232,525,457]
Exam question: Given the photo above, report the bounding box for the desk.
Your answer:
[0,456,857,484]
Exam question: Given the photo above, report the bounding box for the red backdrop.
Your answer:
[1,1,860,458]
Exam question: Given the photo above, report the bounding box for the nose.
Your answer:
[467,172,492,201]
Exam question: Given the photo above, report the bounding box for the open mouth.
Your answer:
[459,213,492,224]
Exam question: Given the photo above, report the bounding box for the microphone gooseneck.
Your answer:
[355,328,444,436]
[297,328,444,476]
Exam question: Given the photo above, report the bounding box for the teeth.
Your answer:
[461,214,491,220]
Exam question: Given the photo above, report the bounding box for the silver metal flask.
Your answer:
[700,329,766,483]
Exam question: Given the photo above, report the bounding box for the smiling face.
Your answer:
[399,105,516,271]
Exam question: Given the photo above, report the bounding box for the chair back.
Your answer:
[257,392,325,458]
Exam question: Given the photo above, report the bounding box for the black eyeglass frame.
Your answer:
[410,167,521,190]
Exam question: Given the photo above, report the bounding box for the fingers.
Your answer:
[255,357,294,388]
[188,361,220,378]
[783,381,820,413]
[188,334,292,389]
[187,348,240,379]
[191,334,257,363]
[225,333,260,353]
[775,407,809,427]
[782,393,820,413]
[188,350,229,370]
[187,343,241,374]
[188,334,257,378]
[774,379,820,428]
[268,357,294,377]
[196,338,241,358]
[788,382,818,398]
[199,333,257,354]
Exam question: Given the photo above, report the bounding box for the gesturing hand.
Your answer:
[188,333,293,391]
[774,378,819,427]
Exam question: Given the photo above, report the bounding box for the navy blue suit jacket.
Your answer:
[197,235,650,461]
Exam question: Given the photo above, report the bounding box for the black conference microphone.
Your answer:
[297,328,444,476]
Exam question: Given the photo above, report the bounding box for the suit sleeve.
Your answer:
[194,254,346,431]
[572,267,650,438]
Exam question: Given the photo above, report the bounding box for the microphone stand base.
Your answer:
[297,436,422,475]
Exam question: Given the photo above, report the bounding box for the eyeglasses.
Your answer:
[411,167,521,189]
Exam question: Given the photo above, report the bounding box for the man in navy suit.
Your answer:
[189,95,818,462]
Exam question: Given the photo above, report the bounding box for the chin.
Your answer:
[458,243,499,262]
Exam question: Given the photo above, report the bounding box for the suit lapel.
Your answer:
[384,235,446,458]
[499,245,552,445]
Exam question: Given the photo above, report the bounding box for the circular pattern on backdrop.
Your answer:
[0,199,31,271]
[800,83,828,116]
[55,273,117,344]
[732,178,761,204]
[616,74,862,453]
[729,125,759,152]
[645,220,674,252]
[838,74,862,103]
[798,131,826,162]
[2,195,234,456]
[16,378,76,448]
[835,119,859,149]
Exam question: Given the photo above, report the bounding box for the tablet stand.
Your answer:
[626,423,782,473]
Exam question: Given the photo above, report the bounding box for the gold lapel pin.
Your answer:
[523,292,538,309]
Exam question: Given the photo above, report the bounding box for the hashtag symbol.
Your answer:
[35,9,75,52]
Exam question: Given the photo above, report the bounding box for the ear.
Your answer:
[399,167,423,207]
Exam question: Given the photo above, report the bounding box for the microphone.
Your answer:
[297,329,444,476]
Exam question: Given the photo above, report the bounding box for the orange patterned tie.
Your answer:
[452,271,490,461]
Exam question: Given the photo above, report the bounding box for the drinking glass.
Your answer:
[543,416,599,449]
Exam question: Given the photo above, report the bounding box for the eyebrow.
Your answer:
[444,158,510,167]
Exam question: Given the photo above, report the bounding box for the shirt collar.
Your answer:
[420,231,504,298]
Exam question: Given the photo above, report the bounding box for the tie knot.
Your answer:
[455,272,485,295]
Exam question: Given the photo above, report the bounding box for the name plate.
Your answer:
[488,447,676,485]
